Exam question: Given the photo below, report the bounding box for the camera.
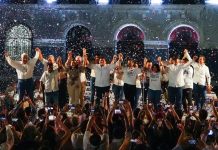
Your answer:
[115,109,121,114]
[49,115,56,121]
[12,118,18,122]
[208,130,214,136]
[119,100,124,104]
[130,139,137,143]
[188,139,196,145]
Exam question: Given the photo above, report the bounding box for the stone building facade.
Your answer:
[0,4,218,90]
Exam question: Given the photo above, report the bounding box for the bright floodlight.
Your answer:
[151,0,162,5]
[98,0,109,5]
[46,0,56,4]
[206,0,218,4]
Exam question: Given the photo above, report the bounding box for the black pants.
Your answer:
[58,78,68,108]
[95,86,110,105]
[182,88,193,111]
[124,83,136,109]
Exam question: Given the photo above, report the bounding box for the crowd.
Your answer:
[0,47,217,150]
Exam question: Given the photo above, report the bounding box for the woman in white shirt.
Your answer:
[112,66,124,101]
[123,59,141,109]
[148,64,167,110]
[192,55,211,109]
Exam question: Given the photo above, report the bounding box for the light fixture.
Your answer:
[46,0,56,4]
[98,0,109,5]
[151,0,162,5]
[206,0,218,4]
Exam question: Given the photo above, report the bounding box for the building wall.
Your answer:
[0,4,218,90]
[0,4,218,49]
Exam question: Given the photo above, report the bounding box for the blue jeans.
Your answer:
[148,89,161,110]
[112,84,124,101]
[17,78,34,102]
[90,77,96,103]
[168,87,183,110]
[45,91,59,106]
[193,83,206,109]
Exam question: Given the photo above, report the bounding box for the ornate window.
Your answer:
[5,24,32,60]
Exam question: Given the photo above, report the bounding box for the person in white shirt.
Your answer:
[148,64,167,110]
[5,48,40,103]
[123,59,141,109]
[86,55,121,105]
[192,55,212,109]
[90,54,100,104]
[182,58,194,112]
[39,53,58,71]
[40,62,59,106]
[112,65,124,101]
[166,49,192,110]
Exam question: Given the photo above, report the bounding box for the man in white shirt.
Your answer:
[182,58,194,112]
[40,62,59,106]
[39,53,58,71]
[85,53,121,105]
[166,49,192,110]
[5,48,40,103]
[192,55,212,109]
[123,59,141,109]
[90,54,100,104]
[87,56,115,105]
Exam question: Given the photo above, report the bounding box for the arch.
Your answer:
[167,24,200,43]
[63,23,92,40]
[5,24,32,60]
[115,23,145,67]
[66,24,92,57]
[167,24,200,57]
[114,23,145,41]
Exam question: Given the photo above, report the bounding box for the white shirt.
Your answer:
[88,64,115,87]
[167,53,192,87]
[149,72,162,90]
[113,72,124,86]
[192,62,211,86]
[5,51,39,80]
[183,65,194,89]
[42,58,58,71]
[123,67,141,85]
[40,70,59,93]
[90,69,95,77]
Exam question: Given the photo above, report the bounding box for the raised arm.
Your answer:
[4,51,23,70]
[181,49,192,68]
[30,47,40,65]
[65,51,73,68]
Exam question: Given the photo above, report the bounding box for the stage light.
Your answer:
[98,0,109,5]
[151,0,162,5]
[46,0,56,4]
[206,0,218,4]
